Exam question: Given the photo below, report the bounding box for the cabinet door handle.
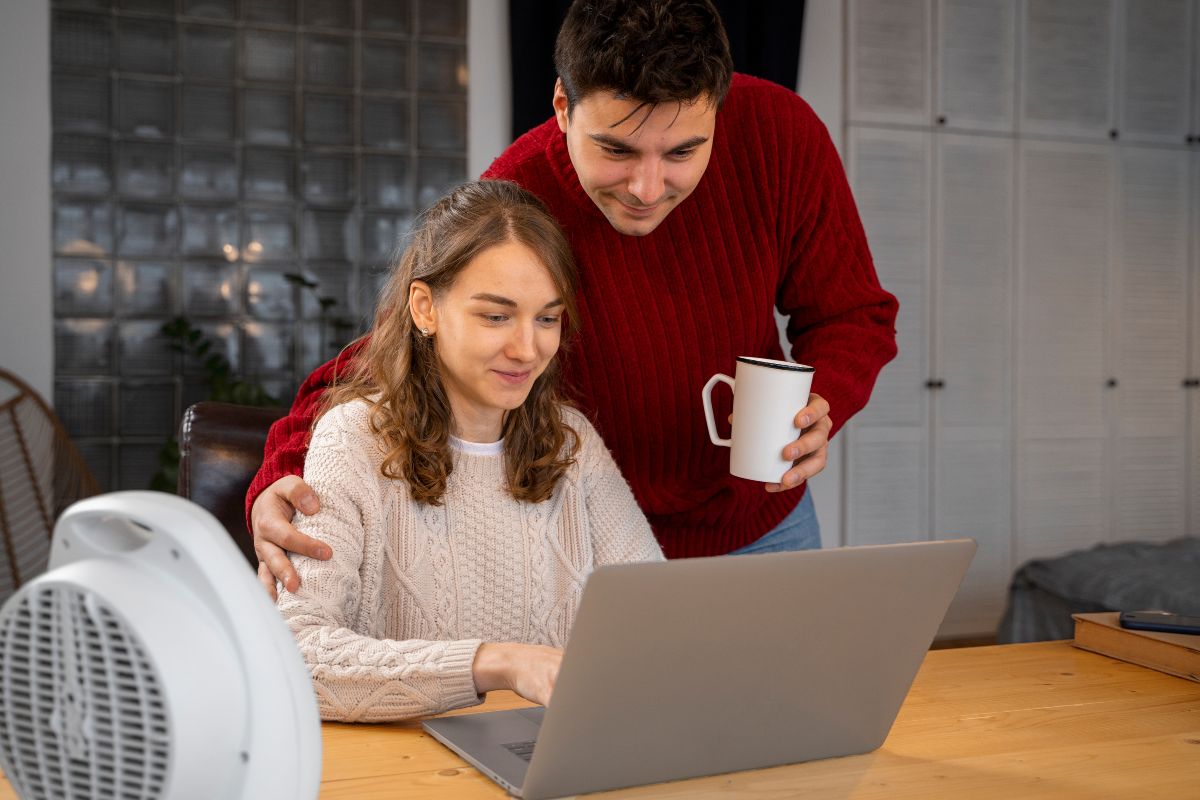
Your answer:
[1184,378,1200,388]
[1105,378,1118,388]
[925,379,945,389]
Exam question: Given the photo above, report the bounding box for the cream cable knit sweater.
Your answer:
[276,399,664,722]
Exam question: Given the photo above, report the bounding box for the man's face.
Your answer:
[554,80,717,236]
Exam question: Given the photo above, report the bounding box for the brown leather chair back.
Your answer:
[177,402,287,568]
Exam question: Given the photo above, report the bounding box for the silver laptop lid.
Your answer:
[521,538,976,799]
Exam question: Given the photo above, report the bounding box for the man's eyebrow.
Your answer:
[471,293,565,310]
[665,135,709,151]
[587,133,709,152]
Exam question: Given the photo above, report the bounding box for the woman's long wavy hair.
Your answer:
[322,180,581,505]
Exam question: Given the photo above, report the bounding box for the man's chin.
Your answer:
[602,206,669,236]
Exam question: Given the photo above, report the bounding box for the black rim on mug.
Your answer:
[735,356,814,373]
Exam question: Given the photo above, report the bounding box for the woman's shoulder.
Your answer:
[557,404,598,443]
[311,397,379,451]
[555,405,612,470]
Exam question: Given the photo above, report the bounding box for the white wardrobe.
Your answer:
[840,0,1199,636]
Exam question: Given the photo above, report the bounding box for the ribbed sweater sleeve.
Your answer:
[572,410,666,567]
[773,93,899,437]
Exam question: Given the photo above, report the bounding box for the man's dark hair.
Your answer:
[553,0,734,115]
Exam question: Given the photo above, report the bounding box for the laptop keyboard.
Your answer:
[503,739,537,762]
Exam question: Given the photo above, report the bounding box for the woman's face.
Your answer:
[418,239,565,441]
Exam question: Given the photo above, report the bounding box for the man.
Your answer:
[248,0,897,595]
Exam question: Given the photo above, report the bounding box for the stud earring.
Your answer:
[420,328,431,337]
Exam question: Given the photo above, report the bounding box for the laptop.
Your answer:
[423,538,976,799]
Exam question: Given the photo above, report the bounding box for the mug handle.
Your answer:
[701,373,735,447]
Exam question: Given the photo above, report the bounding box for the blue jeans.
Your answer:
[730,490,821,554]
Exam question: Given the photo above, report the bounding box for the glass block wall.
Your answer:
[50,0,468,491]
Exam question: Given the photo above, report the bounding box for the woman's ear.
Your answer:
[408,280,437,334]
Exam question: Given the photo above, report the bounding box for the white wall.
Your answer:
[467,0,512,178]
[799,0,844,153]
[797,0,847,547]
[0,0,53,403]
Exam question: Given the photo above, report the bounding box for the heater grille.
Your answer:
[0,584,170,800]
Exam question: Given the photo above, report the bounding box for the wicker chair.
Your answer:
[0,368,99,604]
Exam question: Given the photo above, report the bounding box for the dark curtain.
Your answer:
[509,0,576,141]
[508,0,806,141]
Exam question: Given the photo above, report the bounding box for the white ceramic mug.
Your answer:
[701,357,815,483]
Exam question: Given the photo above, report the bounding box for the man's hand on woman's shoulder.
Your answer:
[251,475,331,599]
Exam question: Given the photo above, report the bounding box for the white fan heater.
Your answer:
[0,492,321,799]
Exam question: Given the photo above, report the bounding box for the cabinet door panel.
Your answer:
[1020,0,1114,138]
[848,128,931,429]
[1113,147,1189,542]
[1193,390,1200,535]
[1191,152,1200,533]
[936,135,1013,428]
[846,430,927,546]
[937,435,1011,636]
[845,128,932,547]
[1017,142,1112,563]
[1115,437,1186,542]
[1115,147,1189,437]
[937,0,1016,132]
[1118,0,1192,143]
[934,134,1013,636]
[1194,5,1200,138]
[1018,142,1112,440]
[1017,438,1108,562]
[848,0,932,125]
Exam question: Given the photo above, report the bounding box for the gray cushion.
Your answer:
[997,538,1200,643]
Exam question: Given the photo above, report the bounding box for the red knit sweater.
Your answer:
[247,74,897,559]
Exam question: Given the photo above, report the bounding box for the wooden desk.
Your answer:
[1,642,1197,799]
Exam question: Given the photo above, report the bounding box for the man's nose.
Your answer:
[627,158,664,205]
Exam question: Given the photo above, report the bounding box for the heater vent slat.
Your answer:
[0,586,170,800]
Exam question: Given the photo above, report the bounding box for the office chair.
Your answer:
[177,401,287,568]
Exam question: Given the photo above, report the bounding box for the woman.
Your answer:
[277,180,663,722]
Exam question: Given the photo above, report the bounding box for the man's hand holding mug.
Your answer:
[701,357,830,490]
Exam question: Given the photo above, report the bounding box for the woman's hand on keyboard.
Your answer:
[472,643,563,706]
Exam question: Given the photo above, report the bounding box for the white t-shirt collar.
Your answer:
[449,435,504,456]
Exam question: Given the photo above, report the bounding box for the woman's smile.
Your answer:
[492,368,533,385]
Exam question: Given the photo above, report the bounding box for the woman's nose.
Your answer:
[506,323,537,361]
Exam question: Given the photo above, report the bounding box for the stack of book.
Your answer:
[1072,612,1200,683]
